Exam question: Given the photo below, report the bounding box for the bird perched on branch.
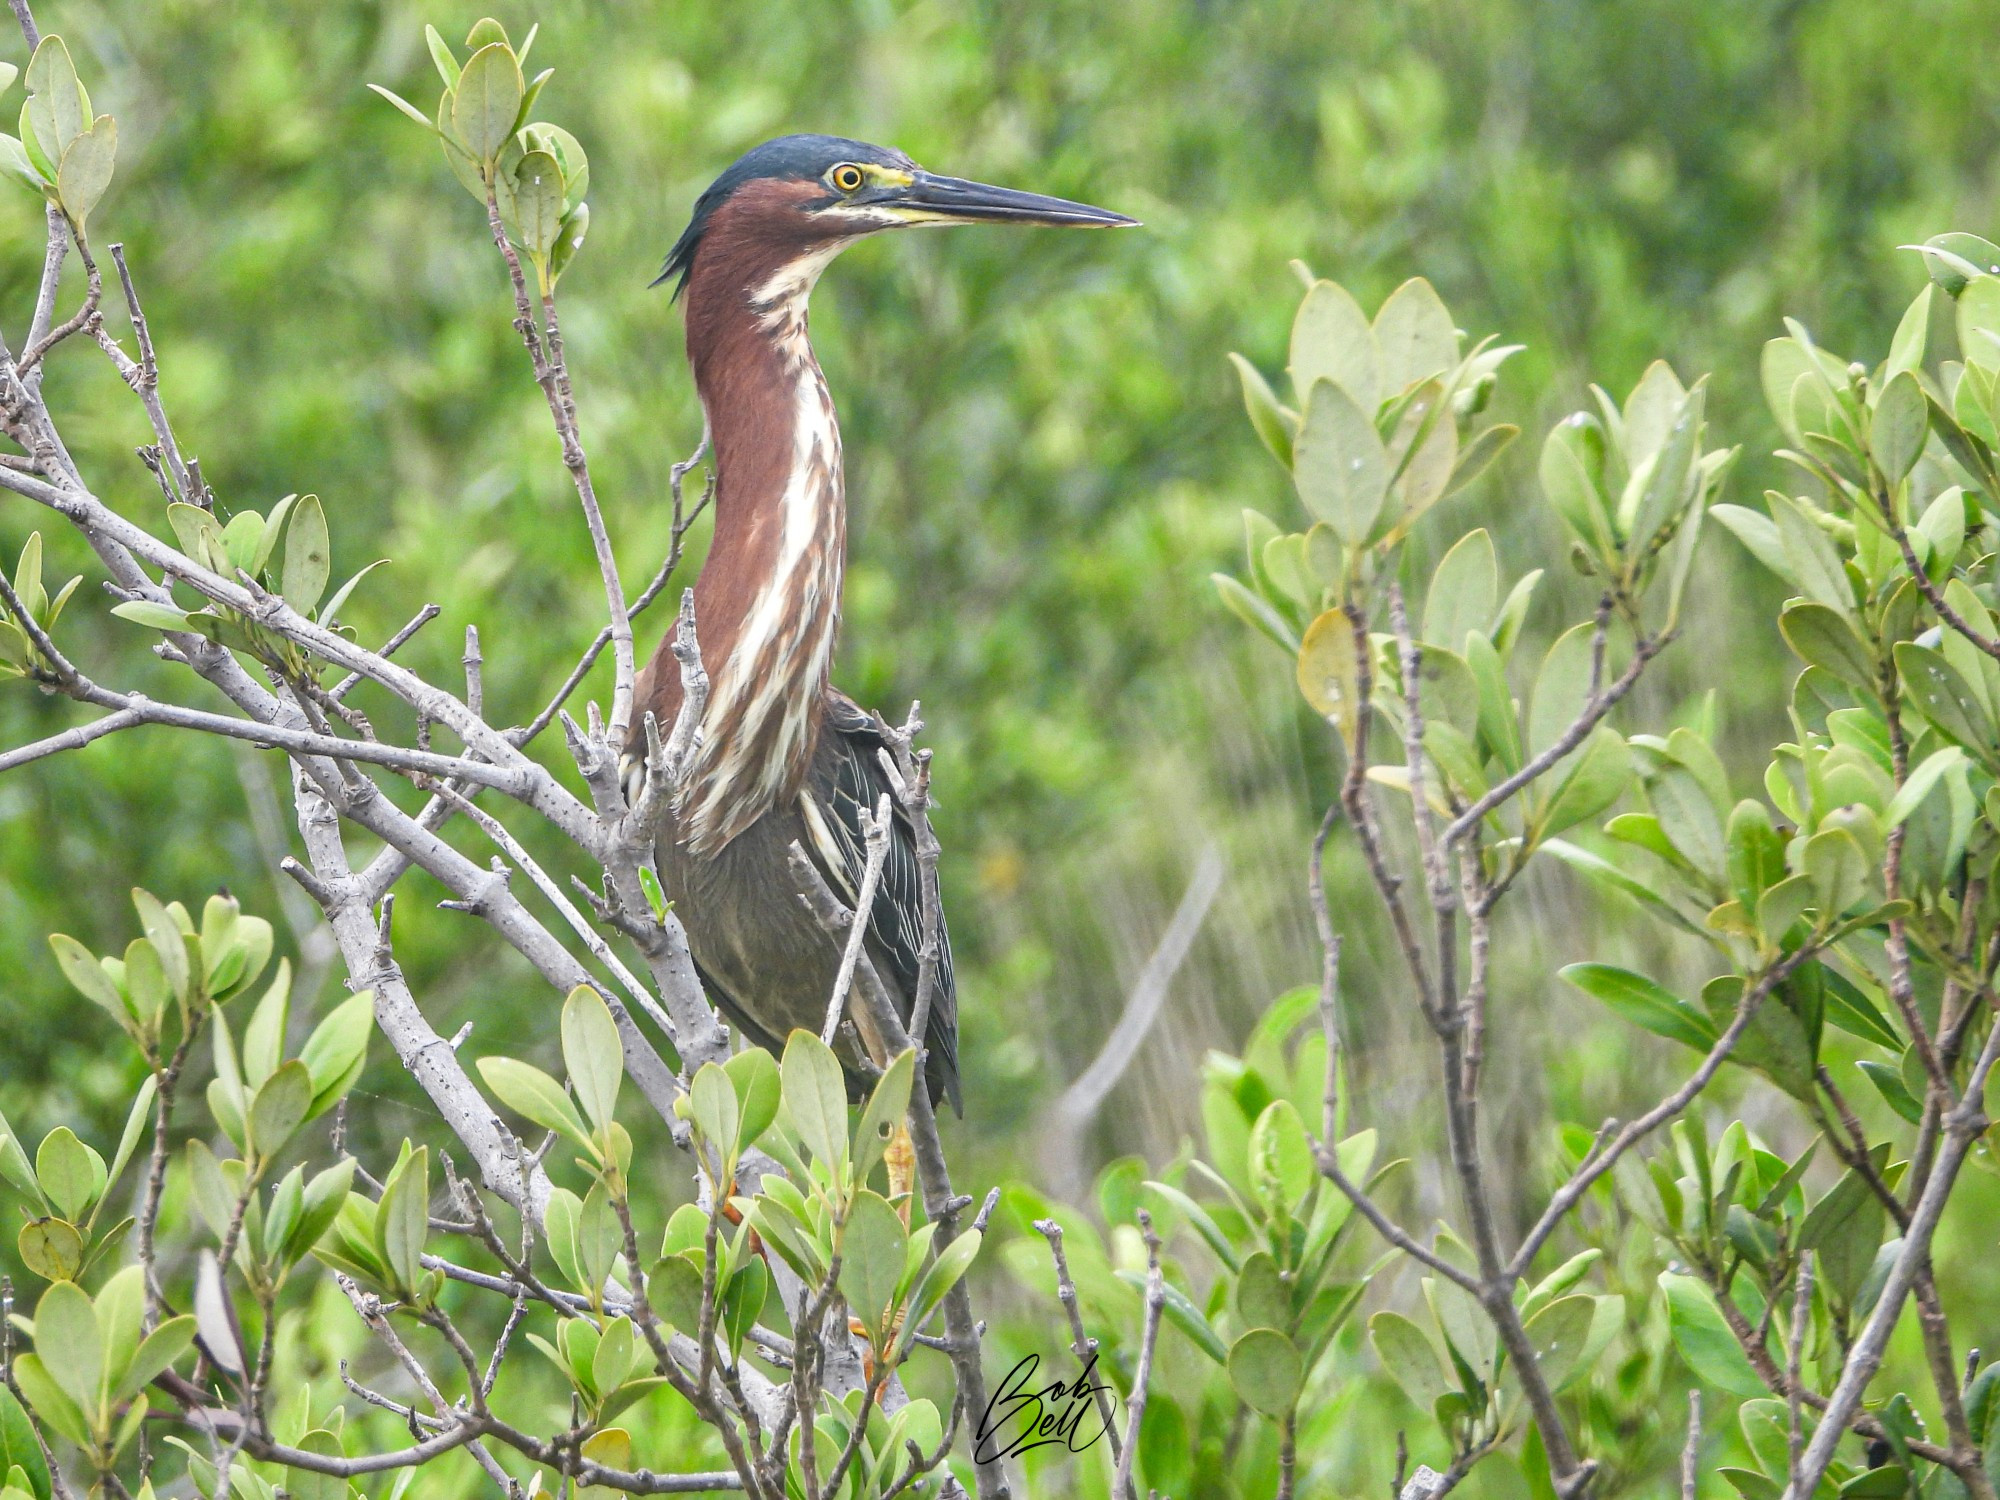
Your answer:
[625,135,1133,1115]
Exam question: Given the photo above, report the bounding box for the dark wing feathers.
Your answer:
[813,694,961,1114]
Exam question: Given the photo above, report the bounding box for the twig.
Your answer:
[1110,1211,1163,1500]
[329,603,441,701]
[1786,1256,1812,1488]
[823,793,893,1044]
[1681,1391,1702,1500]
[1032,1220,1124,1472]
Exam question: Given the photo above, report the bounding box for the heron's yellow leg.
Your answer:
[886,1119,916,1225]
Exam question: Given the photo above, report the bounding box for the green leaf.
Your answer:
[1799,1165,1886,1308]
[1288,280,1378,412]
[1141,1180,1240,1274]
[689,1061,740,1159]
[115,1315,192,1404]
[549,201,589,283]
[1724,799,1784,911]
[1247,1099,1314,1217]
[1779,602,1876,693]
[1424,529,1499,654]
[1235,1251,1289,1330]
[1801,827,1869,916]
[242,960,289,1089]
[1769,494,1854,616]
[1443,422,1517,499]
[103,1075,157,1218]
[1624,360,1688,467]
[1560,963,1715,1052]
[1227,1326,1302,1417]
[452,42,523,166]
[47,934,124,1028]
[1520,1249,1602,1322]
[9,1355,88,1450]
[1887,285,1933,380]
[1213,571,1298,653]
[1660,1271,1764,1397]
[0,1386,50,1500]
[593,1315,638,1399]
[1117,1268,1228,1364]
[1523,1293,1598,1393]
[23,37,85,171]
[1896,642,1995,754]
[132,889,189,1008]
[287,1158,357,1264]
[1918,487,1968,578]
[1542,416,1615,556]
[247,1059,312,1161]
[561,985,623,1137]
[297,991,373,1120]
[1538,728,1630,841]
[1650,765,1726,886]
[853,1047,916,1187]
[1873,370,1929,482]
[507,149,564,257]
[780,1030,850,1180]
[52,114,112,225]
[1294,378,1390,544]
[721,1256,768,1354]
[1297,607,1361,744]
[901,1229,982,1354]
[1630,381,1704,544]
[1373,278,1458,395]
[280,494,330,618]
[286,1429,347,1500]
[1857,1061,1923,1125]
[32,1278,101,1415]
[1370,1309,1450,1411]
[374,1145,429,1296]
[0,131,41,194]
[1818,968,1901,1050]
[1711,503,1794,585]
[838,1190,908,1345]
[1228,353,1295,467]
[17,1218,81,1282]
[367,83,437,131]
[34,1128,101,1224]
[317,558,388,627]
[424,24,461,87]
[648,1253,706,1338]
[184,1139,237,1241]
[477,1056,593,1154]
[722,1047,781,1153]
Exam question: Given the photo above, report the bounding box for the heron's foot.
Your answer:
[886,1119,916,1224]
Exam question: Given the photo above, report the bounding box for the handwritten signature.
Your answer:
[973,1353,1118,1463]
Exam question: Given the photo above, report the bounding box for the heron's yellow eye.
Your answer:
[830,163,865,193]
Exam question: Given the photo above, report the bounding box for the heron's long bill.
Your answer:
[886,172,1138,229]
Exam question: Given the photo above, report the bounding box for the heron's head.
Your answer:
[656,133,1136,301]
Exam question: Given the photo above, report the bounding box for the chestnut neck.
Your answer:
[638,180,851,852]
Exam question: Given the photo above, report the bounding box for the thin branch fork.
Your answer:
[0,460,598,841]
[1442,624,1672,845]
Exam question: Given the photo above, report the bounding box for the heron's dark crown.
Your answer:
[657,134,915,298]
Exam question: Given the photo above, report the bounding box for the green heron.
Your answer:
[626,135,1134,1114]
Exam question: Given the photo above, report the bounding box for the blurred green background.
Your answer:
[0,0,1997,1493]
